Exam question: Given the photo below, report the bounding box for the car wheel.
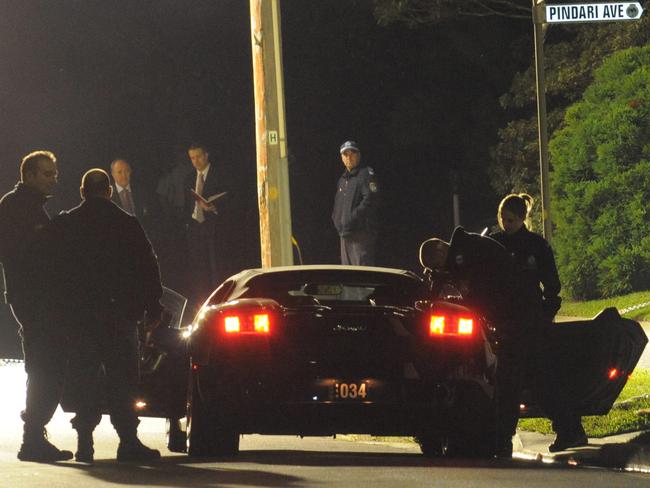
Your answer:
[166,418,187,453]
[416,434,448,457]
[187,367,240,457]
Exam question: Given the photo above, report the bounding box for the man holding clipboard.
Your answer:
[185,143,229,312]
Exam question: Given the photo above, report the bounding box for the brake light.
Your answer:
[221,310,272,335]
[428,313,475,337]
[458,318,473,335]
[608,368,619,380]
[430,315,445,335]
[254,313,270,333]
[224,316,241,333]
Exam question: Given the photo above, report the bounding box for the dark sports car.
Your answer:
[129,264,646,458]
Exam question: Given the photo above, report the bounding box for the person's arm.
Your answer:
[346,169,379,231]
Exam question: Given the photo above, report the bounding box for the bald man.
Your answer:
[110,159,149,221]
[55,168,162,463]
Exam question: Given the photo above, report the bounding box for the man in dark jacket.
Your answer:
[332,141,379,266]
[57,168,163,463]
[0,150,73,462]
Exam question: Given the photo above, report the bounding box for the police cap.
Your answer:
[339,140,360,154]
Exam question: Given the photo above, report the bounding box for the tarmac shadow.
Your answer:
[58,455,303,488]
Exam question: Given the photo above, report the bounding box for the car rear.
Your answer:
[188,268,495,442]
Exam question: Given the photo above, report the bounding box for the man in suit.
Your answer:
[185,143,228,312]
[110,159,148,222]
[56,168,163,463]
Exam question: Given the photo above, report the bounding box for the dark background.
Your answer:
[0,1,532,353]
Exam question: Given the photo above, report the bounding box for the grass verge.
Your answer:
[345,370,650,445]
[518,369,650,437]
[559,290,650,322]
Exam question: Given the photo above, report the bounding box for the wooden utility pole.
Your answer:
[250,0,293,267]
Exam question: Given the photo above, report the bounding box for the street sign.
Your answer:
[545,2,643,23]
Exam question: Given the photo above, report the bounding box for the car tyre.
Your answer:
[416,434,448,457]
[187,367,240,457]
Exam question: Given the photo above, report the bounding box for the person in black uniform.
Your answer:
[331,141,380,265]
[56,168,163,463]
[419,226,528,458]
[0,150,73,462]
[491,193,587,452]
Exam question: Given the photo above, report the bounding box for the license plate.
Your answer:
[333,381,369,400]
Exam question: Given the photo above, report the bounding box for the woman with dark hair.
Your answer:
[491,193,587,452]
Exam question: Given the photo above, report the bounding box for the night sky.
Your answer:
[0,0,531,276]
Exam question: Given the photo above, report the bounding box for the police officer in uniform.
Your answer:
[419,227,527,458]
[56,169,163,463]
[491,193,587,452]
[0,150,73,462]
[331,141,379,265]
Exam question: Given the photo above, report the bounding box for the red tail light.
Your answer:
[608,368,619,380]
[253,313,270,333]
[221,311,271,335]
[429,313,474,337]
[224,315,241,334]
[429,315,445,335]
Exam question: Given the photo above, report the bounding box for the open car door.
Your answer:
[534,308,647,417]
[137,286,189,422]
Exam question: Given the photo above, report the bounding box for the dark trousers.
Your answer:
[187,220,219,310]
[67,315,140,438]
[11,303,67,434]
[340,232,376,266]
[495,339,528,443]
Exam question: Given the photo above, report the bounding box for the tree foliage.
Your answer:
[490,16,650,229]
[550,45,650,299]
[373,0,531,26]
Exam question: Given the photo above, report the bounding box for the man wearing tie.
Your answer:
[110,159,148,222]
[185,143,227,312]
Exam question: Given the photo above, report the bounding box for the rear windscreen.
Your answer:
[238,272,427,307]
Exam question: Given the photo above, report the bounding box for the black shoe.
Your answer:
[75,430,94,464]
[75,449,94,464]
[548,433,588,452]
[18,435,73,463]
[116,439,161,462]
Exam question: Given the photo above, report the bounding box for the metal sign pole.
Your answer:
[532,0,553,241]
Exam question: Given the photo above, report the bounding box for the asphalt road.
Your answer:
[1,364,647,487]
[635,323,650,370]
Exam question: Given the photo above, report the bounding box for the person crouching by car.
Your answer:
[53,168,163,463]
[491,193,587,452]
[419,227,532,458]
